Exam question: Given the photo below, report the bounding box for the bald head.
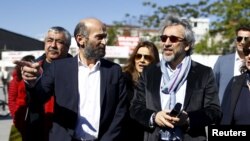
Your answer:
[73,17,107,53]
[74,18,106,38]
[80,18,103,27]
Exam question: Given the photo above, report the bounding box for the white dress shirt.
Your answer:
[234,51,244,76]
[74,56,101,140]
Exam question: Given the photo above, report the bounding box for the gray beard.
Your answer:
[84,45,106,60]
[163,54,175,62]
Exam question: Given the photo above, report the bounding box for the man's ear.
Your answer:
[76,34,87,46]
[184,45,190,51]
[184,42,190,51]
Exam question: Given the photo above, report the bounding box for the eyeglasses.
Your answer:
[236,36,249,42]
[135,53,153,62]
[160,35,185,43]
[243,47,250,56]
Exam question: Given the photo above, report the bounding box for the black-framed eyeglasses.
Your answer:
[243,47,250,56]
[236,36,249,42]
[160,35,185,43]
[135,53,153,62]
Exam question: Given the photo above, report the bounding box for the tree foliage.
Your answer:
[130,0,250,55]
[107,25,120,46]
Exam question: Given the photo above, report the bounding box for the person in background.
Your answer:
[220,38,250,125]
[2,67,10,102]
[123,41,160,101]
[130,15,222,141]
[25,26,72,141]
[0,67,10,114]
[122,41,160,141]
[15,18,127,141]
[213,25,250,104]
[8,55,35,141]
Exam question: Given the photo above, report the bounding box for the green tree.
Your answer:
[106,25,120,46]
[195,33,222,54]
[135,0,250,55]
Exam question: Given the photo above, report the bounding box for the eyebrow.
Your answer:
[95,33,107,37]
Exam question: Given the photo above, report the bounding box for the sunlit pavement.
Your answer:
[0,113,12,141]
[0,87,12,141]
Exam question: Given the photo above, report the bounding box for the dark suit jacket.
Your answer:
[26,53,73,141]
[120,72,144,141]
[130,61,222,141]
[220,73,246,125]
[33,56,127,141]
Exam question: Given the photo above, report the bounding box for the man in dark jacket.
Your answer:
[26,26,72,141]
[16,18,127,141]
[130,16,222,141]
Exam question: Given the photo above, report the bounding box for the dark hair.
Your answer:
[236,25,250,34]
[240,39,250,73]
[73,22,89,47]
[15,55,35,81]
[123,41,160,85]
[240,62,247,74]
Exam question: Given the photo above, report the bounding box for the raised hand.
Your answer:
[13,60,41,81]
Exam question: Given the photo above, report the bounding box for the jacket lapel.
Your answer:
[99,59,107,106]
[230,74,246,115]
[148,63,162,110]
[183,61,196,110]
[71,56,80,112]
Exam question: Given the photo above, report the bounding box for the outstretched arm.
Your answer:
[13,60,41,83]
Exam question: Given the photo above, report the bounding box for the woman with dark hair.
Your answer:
[122,41,160,141]
[123,41,160,96]
[8,55,35,141]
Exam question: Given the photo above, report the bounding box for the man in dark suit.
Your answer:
[130,16,222,141]
[31,26,73,141]
[220,36,250,125]
[16,18,127,141]
[213,25,250,104]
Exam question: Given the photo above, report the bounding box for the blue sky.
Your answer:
[1,0,202,39]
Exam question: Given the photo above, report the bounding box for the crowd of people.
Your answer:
[2,15,249,141]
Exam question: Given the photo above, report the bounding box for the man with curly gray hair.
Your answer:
[130,15,222,141]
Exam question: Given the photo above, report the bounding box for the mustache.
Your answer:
[48,46,59,52]
[97,43,106,48]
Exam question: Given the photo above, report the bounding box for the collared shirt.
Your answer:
[74,55,101,140]
[160,65,186,111]
[234,51,244,76]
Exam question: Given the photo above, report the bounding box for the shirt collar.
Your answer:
[77,55,101,70]
[235,51,243,61]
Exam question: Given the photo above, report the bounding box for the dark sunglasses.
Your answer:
[160,35,185,43]
[135,53,153,62]
[243,47,250,56]
[236,36,249,42]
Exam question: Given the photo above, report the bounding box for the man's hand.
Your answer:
[174,111,189,127]
[154,110,179,129]
[13,60,41,81]
[154,110,189,129]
